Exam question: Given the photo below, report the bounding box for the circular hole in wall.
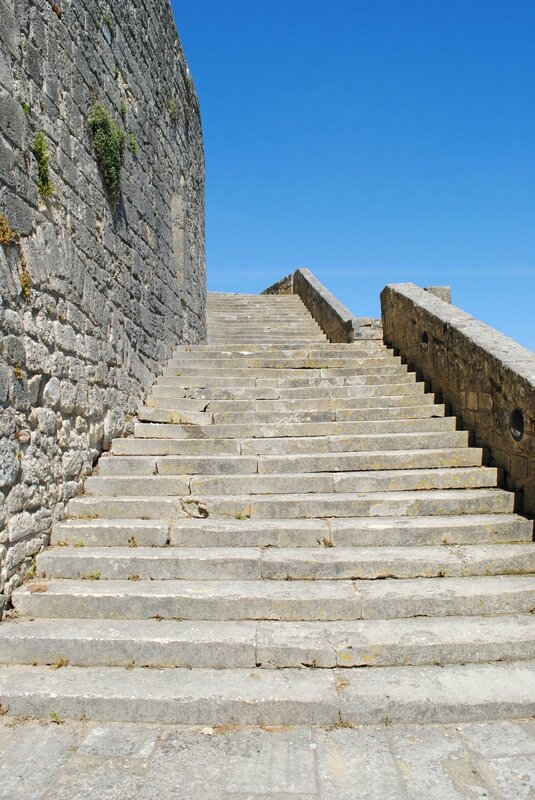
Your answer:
[420,331,429,351]
[509,408,525,442]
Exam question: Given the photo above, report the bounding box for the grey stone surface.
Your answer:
[381,282,535,515]
[2,718,535,798]
[263,268,383,342]
[0,0,206,610]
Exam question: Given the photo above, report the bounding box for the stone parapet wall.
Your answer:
[263,268,382,342]
[0,0,205,612]
[381,283,535,517]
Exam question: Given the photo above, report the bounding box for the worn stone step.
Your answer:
[159,375,424,390]
[207,336,327,344]
[137,402,447,427]
[2,615,535,671]
[169,514,534,548]
[36,544,535,582]
[137,407,212,425]
[164,365,408,378]
[210,404,439,426]
[167,357,402,370]
[51,519,170,548]
[117,429,465,456]
[98,448,481,477]
[0,619,256,668]
[12,574,535,620]
[0,665,340,725]
[257,614,535,668]
[174,343,387,353]
[171,348,389,360]
[84,466,499,498]
[153,382,428,401]
[5,661,535,723]
[67,487,515,520]
[156,377,424,394]
[51,514,533,549]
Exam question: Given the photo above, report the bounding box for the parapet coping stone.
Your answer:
[383,283,535,386]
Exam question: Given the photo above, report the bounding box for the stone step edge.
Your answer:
[2,662,535,725]
[2,614,535,670]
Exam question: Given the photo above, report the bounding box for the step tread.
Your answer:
[1,662,535,725]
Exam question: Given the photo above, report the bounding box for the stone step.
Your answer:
[171,348,389,360]
[51,514,533,549]
[173,343,387,353]
[150,388,436,406]
[12,574,535,620]
[160,375,422,390]
[164,365,408,378]
[168,357,400,369]
[120,428,463,455]
[207,335,327,342]
[149,383,424,410]
[98,448,483,476]
[2,614,535,670]
[2,661,535,724]
[137,402,447,426]
[36,544,535,582]
[83,466,499,497]
[67,487,514,521]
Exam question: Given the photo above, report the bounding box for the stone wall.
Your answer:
[0,0,205,612]
[263,268,382,342]
[381,283,535,517]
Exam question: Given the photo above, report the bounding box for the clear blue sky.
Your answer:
[172,1,535,350]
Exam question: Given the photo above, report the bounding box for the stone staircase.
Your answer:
[1,291,534,725]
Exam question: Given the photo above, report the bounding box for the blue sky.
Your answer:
[172,1,535,349]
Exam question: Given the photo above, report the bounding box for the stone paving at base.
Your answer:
[1,717,535,799]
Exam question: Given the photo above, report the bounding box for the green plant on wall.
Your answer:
[87,102,125,203]
[0,213,18,246]
[33,131,55,200]
[168,97,177,117]
[128,134,138,155]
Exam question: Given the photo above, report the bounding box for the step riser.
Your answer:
[36,547,535,582]
[2,662,535,726]
[134,405,448,439]
[165,367,409,378]
[51,515,533,549]
[13,580,535,621]
[115,431,467,456]
[168,359,402,370]
[150,390,425,411]
[151,387,430,404]
[84,467,498,498]
[67,489,514,520]
[3,617,535,670]
[97,449,483,476]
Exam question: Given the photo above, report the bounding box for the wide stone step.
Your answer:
[36,544,535,581]
[174,343,387,353]
[167,357,402,370]
[51,514,533,549]
[98,448,482,476]
[67,487,515,520]
[2,614,535,670]
[148,390,435,408]
[12,574,535,620]
[171,348,388,360]
[164,365,408,378]
[84,466,499,497]
[137,402,446,426]
[2,661,535,724]
[119,428,462,457]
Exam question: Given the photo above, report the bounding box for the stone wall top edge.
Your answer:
[383,283,535,388]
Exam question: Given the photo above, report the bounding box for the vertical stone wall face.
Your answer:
[381,283,535,516]
[0,0,206,612]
